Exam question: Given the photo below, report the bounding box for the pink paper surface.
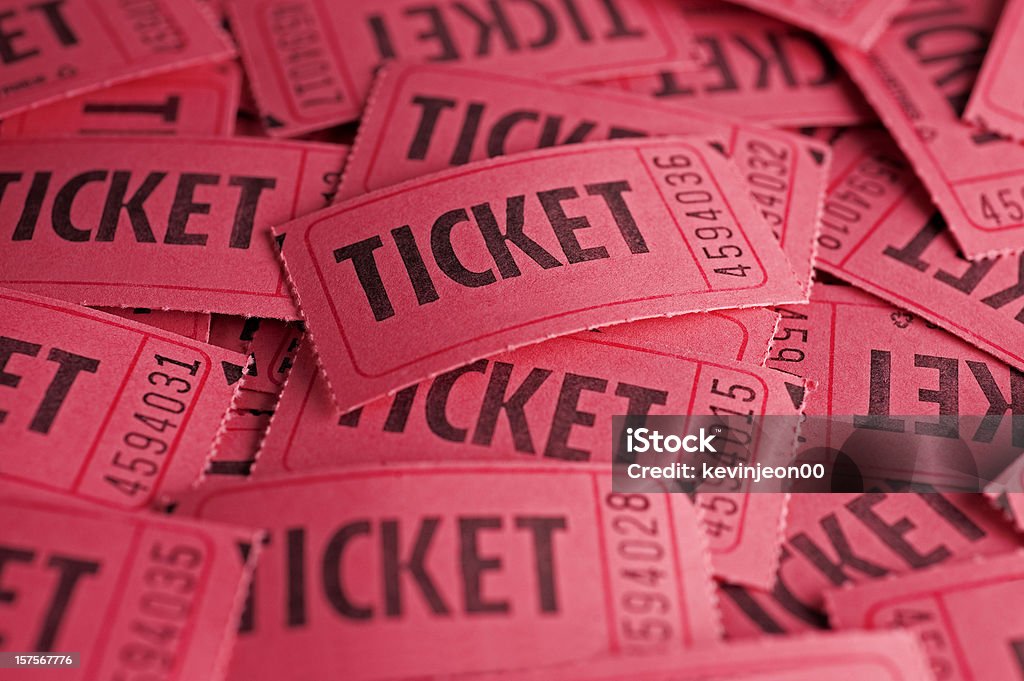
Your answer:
[97,307,212,342]
[0,136,349,317]
[724,0,910,49]
[826,551,1024,681]
[835,0,1024,259]
[0,61,241,138]
[0,287,247,510]
[339,62,829,293]
[596,0,874,127]
[227,0,702,136]
[460,630,931,681]
[986,454,1024,532]
[177,463,720,680]
[719,492,1021,639]
[965,0,1024,142]
[0,493,260,681]
[280,136,806,413]
[0,0,235,120]
[814,128,1024,372]
[767,284,1024,487]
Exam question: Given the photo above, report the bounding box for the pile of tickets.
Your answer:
[3,0,1024,679]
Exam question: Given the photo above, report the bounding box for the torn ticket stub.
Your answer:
[0,62,242,138]
[0,492,261,681]
[176,463,720,680]
[340,62,829,293]
[0,0,235,120]
[0,287,247,510]
[0,136,349,318]
[965,0,1024,143]
[227,0,703,136]
[279,137,806,413]
[835,0,1024,259]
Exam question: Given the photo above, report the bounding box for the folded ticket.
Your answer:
[0,62,241,138]
[97,307,212,343]
[826,551,1024,681]
[340,62,830,293]
[965,0,1024,143]
[724,0,910,50]
[835,0,1024,258]
[0,0,235,120]
[0,493,260,681]
[177,464,721,680]
[456,630,931,681]
[718,491,1021,638]
[815,128,1024,373]
[0,288,248,510]
[596,0,874,127]
[0,136,349,317]
[227,0,703,136]
[281,135,806,412]
[767,284,1024,488]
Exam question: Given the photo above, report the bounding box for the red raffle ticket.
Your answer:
[988,455,1024,532]
[767,284,1024,487]
[0,0,235,120]
[965,0,1024,142]
[226,0,703,136]
[835,0,1024,259]
[0,136,349,318]
[724,0,910,49]
[460,630,932,681]
[0,62,241,138]
[340,62,830,293]
[0,287,248,510]
[717,491,1021,638]
[597,0,874,127]
[98,307,212,343]
[257,309,780,474]
[826,551,1024,681]
[258,314,794,587]
[280,136,807,413]
[178,464,720,680]
[814,128,1024,373]
[0,493,260,681]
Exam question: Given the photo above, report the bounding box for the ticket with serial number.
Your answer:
[0,493,260,681]
[826,551,1024,681]
[595,0,874,127]
[835,0,1024,259]
[0,0,235,120]
[0,62,241,138]
[724,0,910,49]
[0,288,248,510]
[257,309,781,476]
[227,0,703,136]
[718,491,1021,639]
[208,315,301,466]
[177,463,719,680]
[98,307,212,343]
[339,62,829,293]
[459,630,931,681]
[965,0,1024,142]
[0,136,348,317]
[258,317,795,587]
[279,136,806,414]
[814,128,1024,373]
[766,284,1024,488]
